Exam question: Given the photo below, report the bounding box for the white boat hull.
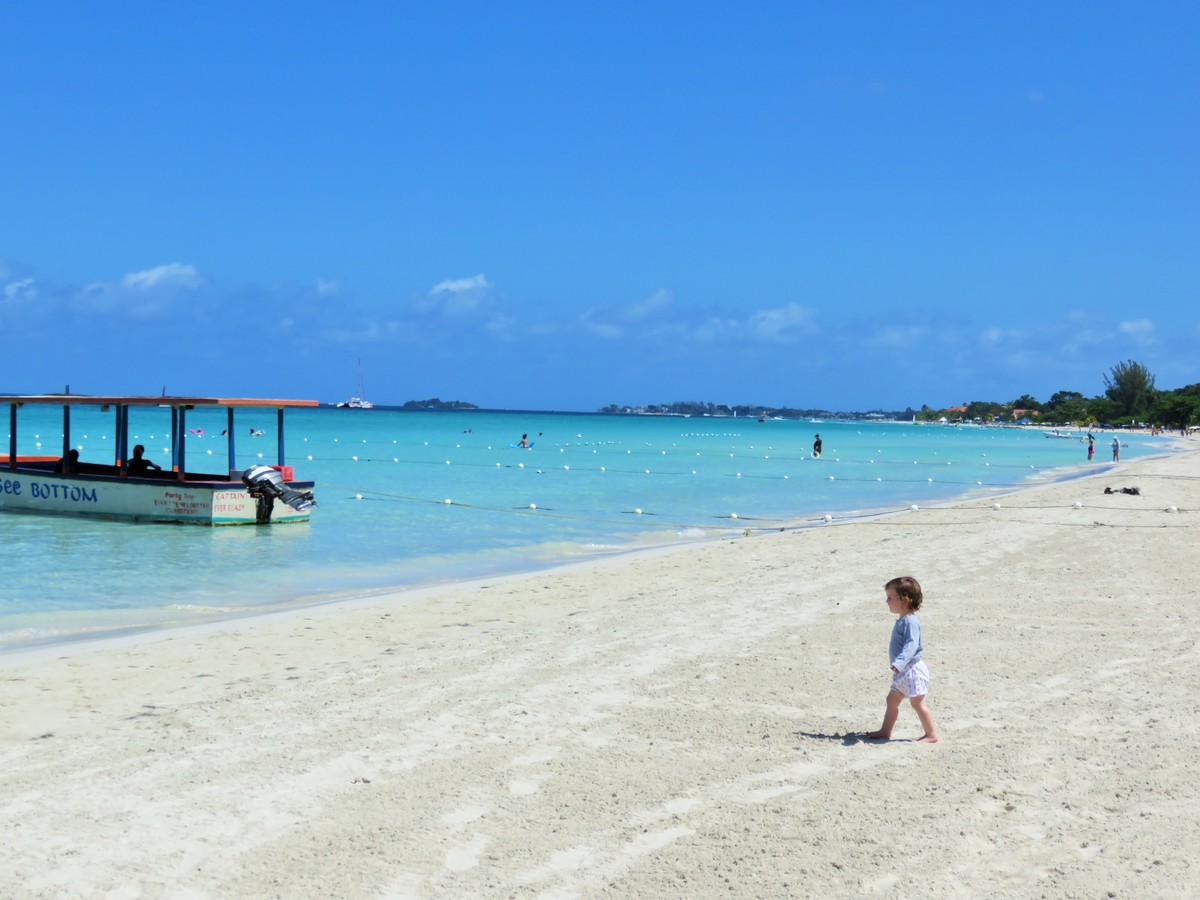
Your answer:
[0,469,312,525]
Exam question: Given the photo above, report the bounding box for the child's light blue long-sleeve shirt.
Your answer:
[889,613,923,672]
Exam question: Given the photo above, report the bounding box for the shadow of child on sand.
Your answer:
[793,730,923,746]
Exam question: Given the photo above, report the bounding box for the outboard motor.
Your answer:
[242,465,317,523]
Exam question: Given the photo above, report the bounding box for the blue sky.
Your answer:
[2,3,1196,411]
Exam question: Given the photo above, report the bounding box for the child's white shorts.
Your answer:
[891,660,931,698]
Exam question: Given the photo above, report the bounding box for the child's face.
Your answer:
[885,586,909,615]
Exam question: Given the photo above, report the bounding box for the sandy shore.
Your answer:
[1,448,1198,898]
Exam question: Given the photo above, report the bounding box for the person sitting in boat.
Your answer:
[126,444,162,476]
[53,449,79,473]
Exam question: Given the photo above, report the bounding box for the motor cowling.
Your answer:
[242,465,317,513]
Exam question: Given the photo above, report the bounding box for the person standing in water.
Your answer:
[812,434,822,458]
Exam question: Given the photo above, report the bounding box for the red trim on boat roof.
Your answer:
[1,395,319,408]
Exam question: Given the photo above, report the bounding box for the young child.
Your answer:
[864,576,940,743]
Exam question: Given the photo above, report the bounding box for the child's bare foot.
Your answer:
[916,734,940,744]
[863,730,890,740]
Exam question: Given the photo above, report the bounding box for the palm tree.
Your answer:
[1103,360,1156,418]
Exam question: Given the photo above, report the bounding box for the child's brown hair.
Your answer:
[885,576,923,611]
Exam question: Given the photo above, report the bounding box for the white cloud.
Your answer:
[579,311,624,339]
[316,278,341,296]
[872,325,929,348]
[1118,318,1155,344]
[420,273,494,315]
[745,303,815,342]
[122,262,203,292]
[3,278,36,303]
[430,274,491,295]
[623,289,673,321]
[980,327,1024,345]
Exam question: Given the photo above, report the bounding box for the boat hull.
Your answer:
[0,468,313,526]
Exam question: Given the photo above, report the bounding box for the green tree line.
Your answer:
[916,360,1200,429]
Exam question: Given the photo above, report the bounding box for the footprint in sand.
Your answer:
[446,833,491,872]
[512,745,561,767]
[441,804,490,830]
[628,797,700,827]
[509,776,545,796]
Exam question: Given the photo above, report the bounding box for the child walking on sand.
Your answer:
[864,576,939,743]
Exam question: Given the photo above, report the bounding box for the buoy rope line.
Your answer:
[293,453,1053,490]
[320,482,737,532]
[294,444,1063,473]
[321,481,1190,536]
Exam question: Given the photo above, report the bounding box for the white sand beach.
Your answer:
[1,448,1198,898]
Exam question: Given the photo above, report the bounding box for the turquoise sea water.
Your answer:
[0,405,1166,649]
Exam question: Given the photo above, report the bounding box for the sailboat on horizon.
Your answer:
[336,360,375,409]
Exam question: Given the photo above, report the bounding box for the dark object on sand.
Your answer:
[1104,486,1141,496]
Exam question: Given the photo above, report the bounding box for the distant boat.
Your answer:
[337,360,375,409]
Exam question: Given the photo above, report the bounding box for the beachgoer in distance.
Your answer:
[126,444,162,476]
[1111,436,1120,462]
[864,576,939,744]
[1087,435,1095,461]
[813,434,822,458]
[54,449,80,473]
[518,434,530,448]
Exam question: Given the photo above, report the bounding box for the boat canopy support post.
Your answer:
[227,408,237,475]
[176,406,187,479]
[61,404,71,464]
[277,407,286,467]
[116,405,129,473]
[7,404,16,469]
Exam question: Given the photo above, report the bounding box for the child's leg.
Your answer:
[864,689,904,739]
[909,694,939,743]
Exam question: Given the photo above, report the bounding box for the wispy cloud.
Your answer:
[980,326,1025,344]
[579,294,815,347]
[1118,318,1155,344]
[622,288,673,321]
[122,262,204,291]
[745,303,815,342]
[419,273,494,315]
[3,277,37,303]
[431,274,490,294]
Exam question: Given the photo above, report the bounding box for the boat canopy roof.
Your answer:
[2,394,318,409]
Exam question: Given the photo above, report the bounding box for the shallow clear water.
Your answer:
[0,405,1161,648]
